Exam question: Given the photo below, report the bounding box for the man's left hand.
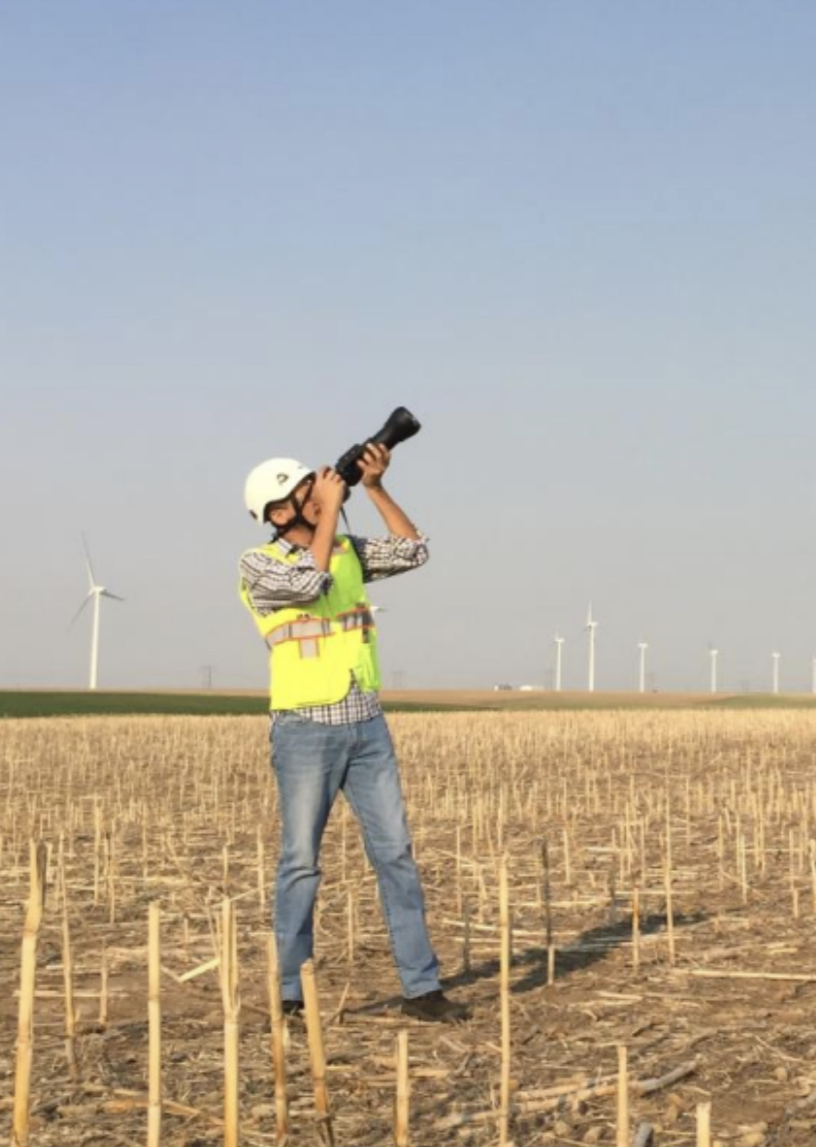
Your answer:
[357,443,391,488]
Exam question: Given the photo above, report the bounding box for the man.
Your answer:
[239,444,468,1023]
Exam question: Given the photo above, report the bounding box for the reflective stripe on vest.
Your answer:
[267,607,373,652]
[337,605,375,638]
[267,617,333,645]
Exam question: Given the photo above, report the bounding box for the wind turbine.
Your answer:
[709,646,718,694]
[637,642,648,694]
[812,657,816,696]
[71,536,125,691]
[772,651,780,695]
[586,604,598,693]
[554,634,565,692]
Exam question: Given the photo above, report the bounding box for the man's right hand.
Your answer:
[312,466,346,515]
[308,467,346,572]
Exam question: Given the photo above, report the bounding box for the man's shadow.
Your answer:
[343,907,708,1016]
[442,908,707,997]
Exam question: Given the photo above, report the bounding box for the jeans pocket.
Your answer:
[274,710,313,727]
[271,711,312,759]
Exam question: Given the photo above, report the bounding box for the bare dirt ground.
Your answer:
[3,711,816,1146]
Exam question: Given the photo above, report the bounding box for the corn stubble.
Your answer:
[4,710,816,1144]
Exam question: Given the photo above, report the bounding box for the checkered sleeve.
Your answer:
[239,549,333,616]
[348,534,430,583]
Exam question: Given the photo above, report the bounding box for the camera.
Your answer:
[335,407,422,489]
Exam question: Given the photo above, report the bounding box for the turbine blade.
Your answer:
[69,592,94,627]
[102,591,125,602]
[82,533,96,588]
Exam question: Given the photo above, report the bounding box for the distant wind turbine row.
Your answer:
[552,607,815,695]
[65,554,816,695]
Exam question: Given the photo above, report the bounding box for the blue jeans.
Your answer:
[270,712,441,1001]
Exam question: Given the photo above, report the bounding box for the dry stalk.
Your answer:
[541,839,555,986]
[347,886,356,964]
[147,901,162,1147]
[664,809,675,965]
[12,840,48,1147]
[266,934,289,1143]
[93,803,102,904]
[107,830,116,924]
[696,1099,711,1147]
[455,823,463,917]
[256,827,266,916]
[99,945,109,1029]
[220,898,240,1147]
[301,959,334,1146]
[59,863,78,1080]
[499,854,511,1146]
[616,1044,628,1147]
[394,1028,410,1147]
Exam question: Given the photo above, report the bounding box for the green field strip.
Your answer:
[3,690,816,719]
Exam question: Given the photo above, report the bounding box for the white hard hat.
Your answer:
[244,458,314,523]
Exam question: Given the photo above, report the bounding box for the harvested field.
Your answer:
[3,711,816,1145]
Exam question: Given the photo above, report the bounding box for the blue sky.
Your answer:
[2,2,815,693]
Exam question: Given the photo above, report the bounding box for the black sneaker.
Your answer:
[401,990,470,1024]
[264,1000,304,1033]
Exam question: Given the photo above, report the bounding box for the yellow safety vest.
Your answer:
[239,536,381,710]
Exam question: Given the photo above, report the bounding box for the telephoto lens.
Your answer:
[335,407,421,488]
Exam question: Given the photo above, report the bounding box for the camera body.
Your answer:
[335,407,421,489]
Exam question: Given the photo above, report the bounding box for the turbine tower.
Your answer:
[71,536,125,691]
[812,657,816,696]
[637,642,648,694]
[709,646,718,694]
[772,651,780,695]
[554,634,565,693]
[586,604,598,693]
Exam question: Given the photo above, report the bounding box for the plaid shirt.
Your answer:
[240,533,428,725]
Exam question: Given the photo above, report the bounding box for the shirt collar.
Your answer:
[275,535,345,556]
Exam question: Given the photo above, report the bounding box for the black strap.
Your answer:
[271,477,316,540]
